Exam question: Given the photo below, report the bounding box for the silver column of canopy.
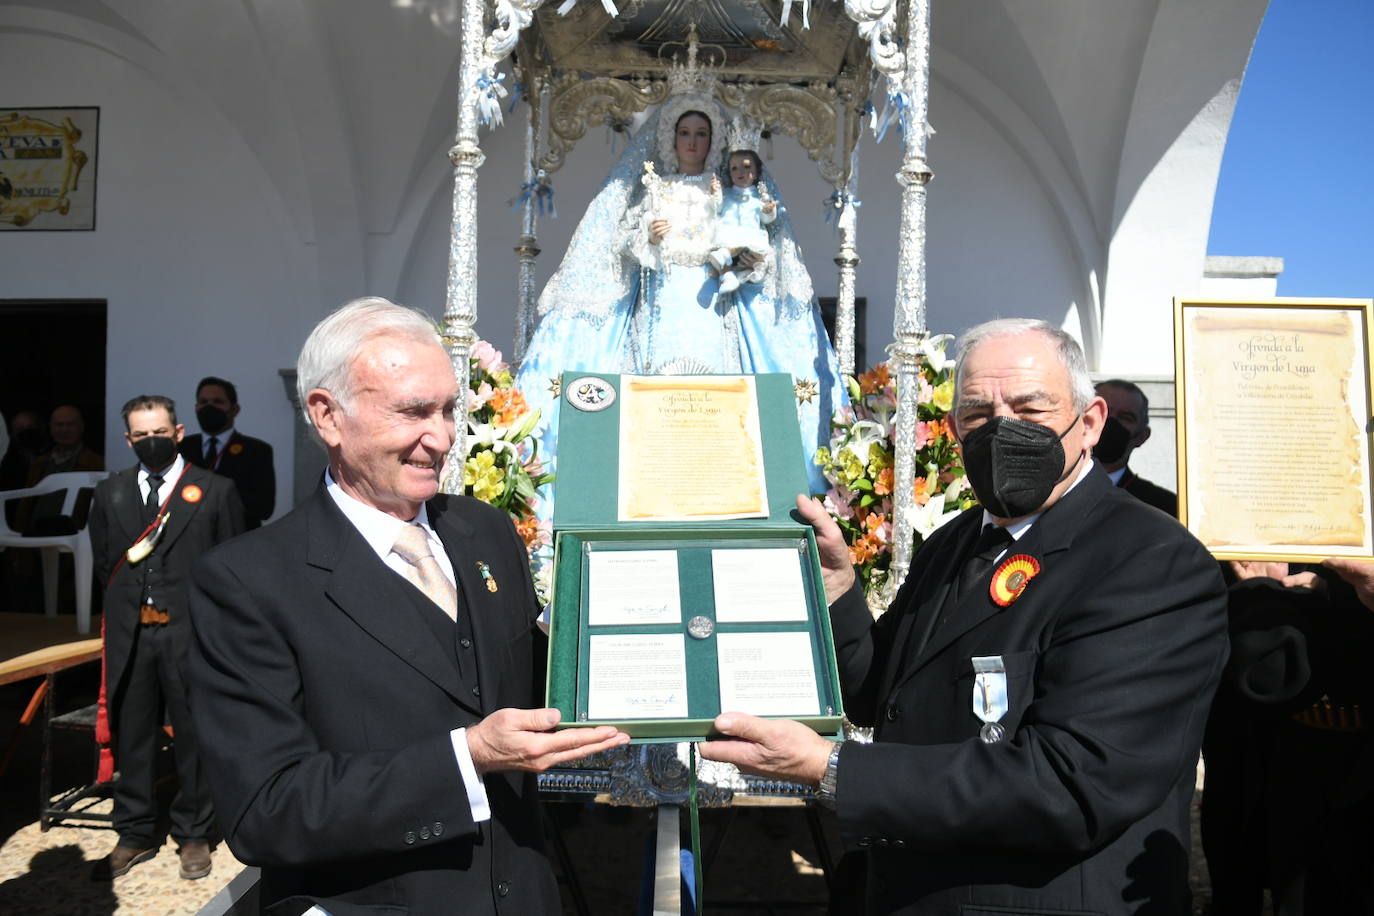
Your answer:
[440,0,491,483]
[512,71,547,364]
[833,184,860,378]
[886,0,933,588]
[832,67,866,378]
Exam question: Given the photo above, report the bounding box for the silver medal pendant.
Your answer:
[972,655,1009,744]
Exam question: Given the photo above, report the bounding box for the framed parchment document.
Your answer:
[1174,297,1374,562]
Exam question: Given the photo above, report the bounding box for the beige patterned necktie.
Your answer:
[391,524,458,621]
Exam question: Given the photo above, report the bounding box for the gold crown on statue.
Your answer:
[727,114,764,152]
[663,24,722,98]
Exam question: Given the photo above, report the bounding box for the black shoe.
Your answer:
[177,842,212,880]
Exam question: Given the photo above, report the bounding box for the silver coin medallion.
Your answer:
[687,616,714,639]
[979,721,1006,744]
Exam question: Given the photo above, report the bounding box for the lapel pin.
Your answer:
[181,484,203,503]
[476,561,498,593]
[989,554,1040,607]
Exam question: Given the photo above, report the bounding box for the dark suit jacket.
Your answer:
[181,431,275,528]
[187,485,559,916]
[828,466,1227,915]
[89,463,245,709]
[1117,467,1177,517]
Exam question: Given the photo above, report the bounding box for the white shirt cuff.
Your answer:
[450,727,491,823]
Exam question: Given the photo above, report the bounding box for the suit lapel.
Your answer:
[217,432,242,474]
[157,465,205,550]
[112,467,146,544]
[306,489,479,715]
[429,498,496,716]
[879,517,973,692]
[890,468,1114,691]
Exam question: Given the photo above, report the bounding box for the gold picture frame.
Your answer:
[1174,297,1374,562]
[0,107,99,231]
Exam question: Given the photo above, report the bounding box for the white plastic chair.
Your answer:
[0,470,107,633]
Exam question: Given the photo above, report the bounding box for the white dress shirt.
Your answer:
[324,470,490,824]
[138,454,187,505]
[201,425,234,463]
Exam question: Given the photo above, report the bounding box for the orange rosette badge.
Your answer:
[228,442,245,455]
[990,554,1040,607]
[181,484,204,504]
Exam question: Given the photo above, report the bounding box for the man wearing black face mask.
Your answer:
[702,319,1228,915]
[179,376,275,529]
[88,395,244,881]
[1093,378,1177,516]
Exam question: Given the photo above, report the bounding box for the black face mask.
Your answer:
[961,414,1083,519]
[1091,416,1134,466]
[195,405,230,434]
[132,435,178,470]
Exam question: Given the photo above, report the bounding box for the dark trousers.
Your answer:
[112,623,214,846]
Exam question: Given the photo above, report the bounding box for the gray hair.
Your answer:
[954,318,1095,412]
[296,297,443,433]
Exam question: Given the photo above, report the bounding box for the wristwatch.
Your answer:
[815,741,843,809]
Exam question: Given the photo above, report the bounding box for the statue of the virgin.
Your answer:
[516,65,845,498]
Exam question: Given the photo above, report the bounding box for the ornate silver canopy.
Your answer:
[444,0,932,621]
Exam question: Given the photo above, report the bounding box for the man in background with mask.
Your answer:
[1092,378,1176,516]
[89,395,244,881]
[702,318,1228,915]
[179,376,275,529]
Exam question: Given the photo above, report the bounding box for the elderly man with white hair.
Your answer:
[703,318,1229,915]
[189,297,628,916]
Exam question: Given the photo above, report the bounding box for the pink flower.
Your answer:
[825,485,857,520]
[472,340,504,373]
[916,374,934,404]
[469,381,495,411]
[914,420,935,450]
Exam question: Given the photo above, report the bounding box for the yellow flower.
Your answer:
[464,450,505,502]
[932,379,954,412]
[838,451,866,487]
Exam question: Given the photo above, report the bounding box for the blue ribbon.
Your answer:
[873,90,911,144]
[509,178,556,219]
[476,71,507,128]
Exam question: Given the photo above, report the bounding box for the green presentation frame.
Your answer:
[544,372,845,741]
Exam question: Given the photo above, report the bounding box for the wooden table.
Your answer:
[1,613,103,776]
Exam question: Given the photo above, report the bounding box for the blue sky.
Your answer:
[1207,0,1374,298]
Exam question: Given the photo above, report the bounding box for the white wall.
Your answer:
[0,0,1266,509]
[1,29,309,512]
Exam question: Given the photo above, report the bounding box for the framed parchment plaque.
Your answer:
[1174,297,1374,562]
